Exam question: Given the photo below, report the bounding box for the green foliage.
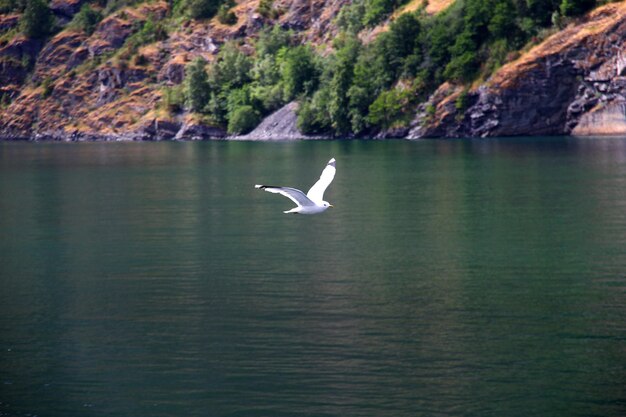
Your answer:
[367,88,404,129]
[101,0,145,15]
[325,12,422,134]
[0,0,24,13]
[455,88,469,111]
[488,0,517,39]
[71,3,103,35]
[335,0,366,33]
[118,18,168,61]
[217,0,237,24]
[257,0,271,16]
[226,86,254,114]
[0,27,19,45]
[278,45,319,101]
[346,36,395,133]
[4,57,28,73]
[363,0,406,26]
[327,35,360,134]
[205,91,227,123]
[257,0,280,19]
[162,85,184,113]
[389,13,421,58]
[132,53,149,66]
[334,0,597,135]
[295,100,317,134]
[255,25,293,57]
[560,0,594,16]
[137,19,168,44]
[297,88,332,134]
[252,54,280,86]
[368,88,412,129]
[0,91,11,109]
[227,105,259,134]
[20,0,53,39]
[250,83,283,113]
[186,0,221,19]
[210,41,252,90]
[183,42,259,127]
[175,0,600,136]
[347,84,371,134]
[482,38,509,74]
[184,57,211,112]
[249,27,295,113]
[444,50,478,82]
[336,0,410,29]
[40,76,54,98]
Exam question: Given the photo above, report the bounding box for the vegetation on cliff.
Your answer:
[176,0,605,136]
[0,0,617,139]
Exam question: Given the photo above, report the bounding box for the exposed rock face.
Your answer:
[89,15,135,55]
[50,0,84,19]
[239,101,320,140]
[1,0,624,141]
[0,0,346,142]
[0,13,19,32]
[411,2,626,138]
[175,122,226,140]
[33,31,87,83]
[571,102,626,135]
[157,60,185,84]
[0,36,42,88]
[0,34,40,118]
[278,0,349,43]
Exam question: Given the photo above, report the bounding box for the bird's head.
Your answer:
[322,201,334,209]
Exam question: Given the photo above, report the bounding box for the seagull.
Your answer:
[255,158,336,214]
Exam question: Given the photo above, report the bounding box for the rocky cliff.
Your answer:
[237,101,323,140]
[410,2,626,138]
[1,0,625,140]
[0,0,351,140]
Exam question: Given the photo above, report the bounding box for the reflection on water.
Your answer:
[1,137,626,417]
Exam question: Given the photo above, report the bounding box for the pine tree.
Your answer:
[560,0,594,16]
[279,46,318,101]
[184,58,211,113]
[20,0,52,39]
[187,0,220,19]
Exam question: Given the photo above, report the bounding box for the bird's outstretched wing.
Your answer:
[306,158,336,204]
[255,185,316,207]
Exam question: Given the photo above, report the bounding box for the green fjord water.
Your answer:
[1,138,625,417]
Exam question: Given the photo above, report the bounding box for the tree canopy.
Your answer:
[179,0,600,136]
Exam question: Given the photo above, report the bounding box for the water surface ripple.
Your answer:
[1,137,626,416]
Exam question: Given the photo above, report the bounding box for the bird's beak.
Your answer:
[329,204,334,208]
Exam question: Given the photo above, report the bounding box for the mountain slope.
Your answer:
[409,1,626,138]
[0,0,353,140]
[0,0,623,140]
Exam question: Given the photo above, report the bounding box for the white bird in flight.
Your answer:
[255,158,336,214]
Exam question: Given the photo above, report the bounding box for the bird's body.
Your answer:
[255,158,336,214]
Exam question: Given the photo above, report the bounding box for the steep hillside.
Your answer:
[0,0,622,140]
[0,0,353,140]
[410,1,626,138]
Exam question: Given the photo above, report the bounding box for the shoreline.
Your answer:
[3,133,626,142]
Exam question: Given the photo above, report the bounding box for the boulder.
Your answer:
[175,122,226,140]
[139,118,181,140]
[571,102,626,136]
[238,101,321,140]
